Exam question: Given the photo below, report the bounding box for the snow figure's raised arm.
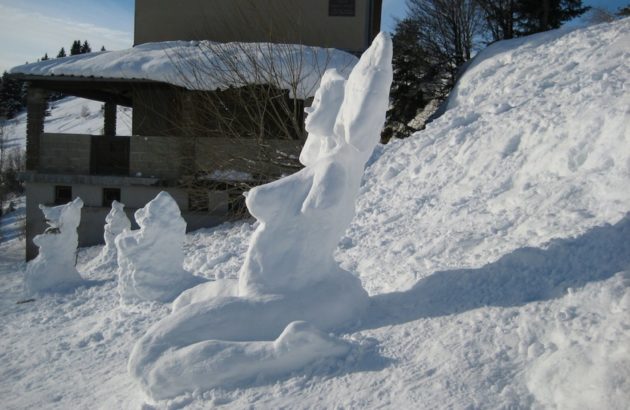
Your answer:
[335,32,393,155]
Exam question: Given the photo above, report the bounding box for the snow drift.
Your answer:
[344,20,630,295]
[128,32,393,400]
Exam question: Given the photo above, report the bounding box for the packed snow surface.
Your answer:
[128,32,393,400]
[1,19,629,409]
[10,41,358,99]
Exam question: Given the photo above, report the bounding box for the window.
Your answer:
[329,0,355,17]
[102,188,121,208]
[54,186,72,205]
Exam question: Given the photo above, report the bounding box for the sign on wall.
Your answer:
[329,0,355,17]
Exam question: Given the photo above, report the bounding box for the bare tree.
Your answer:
[406,0,483,88]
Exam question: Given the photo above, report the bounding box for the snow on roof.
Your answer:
[9,41,358,99]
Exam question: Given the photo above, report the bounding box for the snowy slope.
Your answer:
[1,19,629,409]
[2,96,132,150]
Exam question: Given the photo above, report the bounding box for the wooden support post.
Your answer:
[103,102,117,136]
[25,87,48,171]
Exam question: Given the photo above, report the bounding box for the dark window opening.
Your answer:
[329,0,355,16]
[54,185,72,205]
[103,188,121,208]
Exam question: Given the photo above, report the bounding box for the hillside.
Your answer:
[1,19,629,409]
[1,96,132,149]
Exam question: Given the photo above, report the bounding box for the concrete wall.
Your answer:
[39,134,91,175]
[135,0,378,53]
[24,181,229,260]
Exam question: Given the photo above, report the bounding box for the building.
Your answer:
[11,0,382,260]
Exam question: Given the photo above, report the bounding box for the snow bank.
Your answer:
[24,197,84,294]
[116,192,203,303]
[10,41,358,100]
[128,32,392,400]
[344,18,630,294]
[91,201,131,271]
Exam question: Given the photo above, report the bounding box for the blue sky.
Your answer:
[0,0,626,72]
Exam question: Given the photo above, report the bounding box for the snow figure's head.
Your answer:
[39,197,84,232]
[134,191,185,234]
[300,69,346,166]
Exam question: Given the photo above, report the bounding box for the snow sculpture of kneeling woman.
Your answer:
[128,33,393,400]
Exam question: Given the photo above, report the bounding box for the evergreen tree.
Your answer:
[0,71,25,119]
[617,4,630,17]
[80,40,92,54]
[57,47,67,58]
[477,0,590,41]
[385,18,442,140]
[70,40,82,55]
[41,53,49,61]
[517,0,590,35]
[100,45,106,52]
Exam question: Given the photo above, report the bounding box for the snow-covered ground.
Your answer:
[1,19,629,409]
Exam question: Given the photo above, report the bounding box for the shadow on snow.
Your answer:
[364,213,630,329]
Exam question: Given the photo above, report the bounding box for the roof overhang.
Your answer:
[9,74,177,107]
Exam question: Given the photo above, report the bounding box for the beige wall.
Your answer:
[135,0,379,53]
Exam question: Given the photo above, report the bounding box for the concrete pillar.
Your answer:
[179,93,197,175]
[25,87,48,171]
[103,102,117,136]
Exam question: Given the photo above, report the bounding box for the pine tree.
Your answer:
[41,53,49,61]
[80,40,92,54]
[477,0,590,41]
[385,18,438,140]
[100,45,106,52]
[70,40,82,56]
[57,47,67,58]
[0,71,25,119]
[617,4,630,17]
[517,0,590,35]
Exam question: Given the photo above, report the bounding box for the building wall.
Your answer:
[135,0,379,53]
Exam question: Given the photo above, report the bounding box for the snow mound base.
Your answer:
[115,192,203,303]
[128,32,393,400]
[24,197,84,294]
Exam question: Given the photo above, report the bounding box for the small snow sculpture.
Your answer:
[115,191,202,303]
[92,200,131,269]
[129,33,393,400]
[24,197,84,294]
